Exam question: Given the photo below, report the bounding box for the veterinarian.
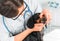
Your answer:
[0,0,51,41]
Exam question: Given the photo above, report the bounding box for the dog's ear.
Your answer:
[27,15,34,29]
[27,13,40,29]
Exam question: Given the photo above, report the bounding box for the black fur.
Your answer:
[27,13,47,29]
[23,13,47,41]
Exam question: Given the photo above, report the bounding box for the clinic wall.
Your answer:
[39,0,60,8]
[40,0,60,34]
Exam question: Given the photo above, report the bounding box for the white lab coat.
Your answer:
[0,0,42,41]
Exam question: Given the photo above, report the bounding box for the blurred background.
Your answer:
[39,0,60,41]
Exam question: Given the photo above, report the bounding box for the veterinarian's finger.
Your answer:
[33,23,45,31]
[38,24,45,31]
[35,23,43,25]
[40,13,43,18]
[37,23,45,27]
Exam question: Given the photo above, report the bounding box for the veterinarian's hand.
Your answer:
[40,9,52,24]
[32,23,45,31]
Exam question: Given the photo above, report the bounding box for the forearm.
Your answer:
[14,28,33,41]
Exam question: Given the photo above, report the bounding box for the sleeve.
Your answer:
[0,24,14,41]
[34,0,42,13]
[0,15,14,41]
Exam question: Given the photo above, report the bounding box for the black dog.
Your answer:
[23,13,47,41]
[27,13,47,28]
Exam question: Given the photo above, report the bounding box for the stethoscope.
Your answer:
[2,1,33,36]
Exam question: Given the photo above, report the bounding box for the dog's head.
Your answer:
[27,13,47,29]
